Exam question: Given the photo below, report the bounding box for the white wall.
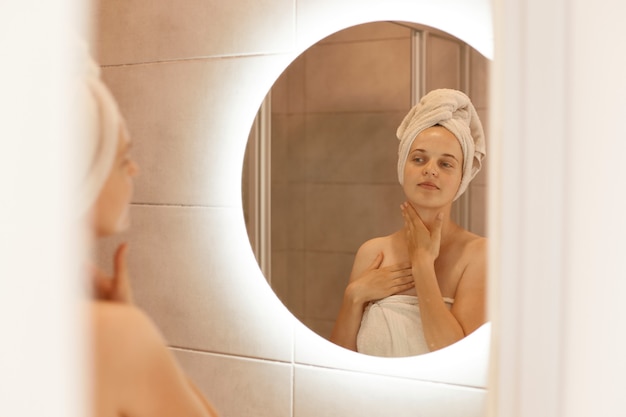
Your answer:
[0,1,86,416]
[490,1,626,416]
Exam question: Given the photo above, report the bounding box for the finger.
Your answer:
[400,204,413,229]
[391,281,415,294]
[113,243,134,303]
[390,271,414,281]
[406,204,429,234]
[113,243,129,282]
[431,212,444,244]
[393,272,415,283]
[382,261,412,272]
[113,243,128,289]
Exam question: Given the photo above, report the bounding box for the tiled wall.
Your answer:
[267,22,411,339]
[94,1,491,416]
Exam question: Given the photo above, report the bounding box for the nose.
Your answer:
[423,161,438,177]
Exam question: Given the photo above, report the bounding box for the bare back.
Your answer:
[91,302,218,417]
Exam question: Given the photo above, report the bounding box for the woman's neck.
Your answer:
[410,204,460,247]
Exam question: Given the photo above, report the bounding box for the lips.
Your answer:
[418,181,439,190]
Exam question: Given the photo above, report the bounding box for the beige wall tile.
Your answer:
[174,349,292,417]
[95,0,296,65]
[319,21,411,44]
[469,48,490,109]
[271,114,290,186]
[294,365,487,417]
[305,38,411,112]
[272,56,306,115]
[285,249,306,318]
[270,249,307,322]
[426,34,462,91]
[303,112,406,184]
[285,114,308,184]
[271,183,290,251]
[285,184,306,250]
[304,251,354,321]
[95,205,295,362]
[469,185,487,237]
[101,54,293,207]
[305,184,405,252]
[302,318,335,341]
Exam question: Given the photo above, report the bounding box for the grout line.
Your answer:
[130,202,236,209]
[169,345,485,390]
[169,345,292,365]
[291,362,487,390]
[100,50,294,69]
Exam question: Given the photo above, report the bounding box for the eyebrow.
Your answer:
[410,148,460,162]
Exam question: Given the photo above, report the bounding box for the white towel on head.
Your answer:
[396,89,486,201]
[74,41,123,216]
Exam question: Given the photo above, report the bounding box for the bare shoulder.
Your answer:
[462,233,487,260]
[90,301,170,416]
[91,301,164,347]
[349,234,395,281]
[90,302,216,417]
[90,302,173,384]
[355,235,392,259]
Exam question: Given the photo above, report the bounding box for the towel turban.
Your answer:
[396,88,486,201]
[75,42,123,216]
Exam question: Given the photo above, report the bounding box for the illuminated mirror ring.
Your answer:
[240,12,492,388]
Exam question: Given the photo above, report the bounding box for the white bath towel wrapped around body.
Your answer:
[356,295,454,357]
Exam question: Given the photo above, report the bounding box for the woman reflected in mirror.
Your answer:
[330,89,487,357]
[77,45,219,416]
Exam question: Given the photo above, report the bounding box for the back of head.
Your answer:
[74,41,123,216]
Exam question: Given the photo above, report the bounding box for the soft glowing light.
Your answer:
[233,0,494,388]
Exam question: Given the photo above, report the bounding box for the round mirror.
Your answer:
[242,20,490,356]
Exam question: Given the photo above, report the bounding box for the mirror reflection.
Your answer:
[243,21,490,357]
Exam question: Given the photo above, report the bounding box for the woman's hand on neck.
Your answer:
[402,201,459,249]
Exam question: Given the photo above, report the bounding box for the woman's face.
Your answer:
[91,123,139,237]
[402,126,463,208]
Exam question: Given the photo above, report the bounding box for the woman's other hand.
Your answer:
[346,253,413,305]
